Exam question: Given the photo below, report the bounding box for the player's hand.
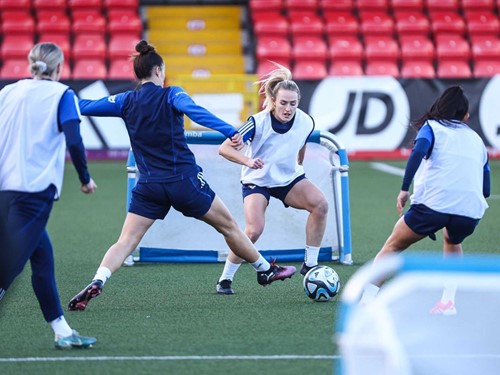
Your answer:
[245,158,264,169]
[230,133,243,150]
[396,190,409,216]
[81,178,97,194]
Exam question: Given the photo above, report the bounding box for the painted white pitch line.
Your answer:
[370,162,405,176]
[2,353,500,363]
[0,355,337,363]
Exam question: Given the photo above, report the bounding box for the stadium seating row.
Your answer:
[251,0,500,78]
[250,0,500,14]
[0,0,141,79]
[270,59,500,79]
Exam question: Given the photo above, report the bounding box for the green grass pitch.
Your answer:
[1,160,498,375]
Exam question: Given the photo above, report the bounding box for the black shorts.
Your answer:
[242,174,306,207]
[129,172,216,220]
[404,204,480,244]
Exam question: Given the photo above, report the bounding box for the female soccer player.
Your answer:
[68,41,296,311]
[359,85,490,314]
[215,64,329,295]
[0,43,97,348]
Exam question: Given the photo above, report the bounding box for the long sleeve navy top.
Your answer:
[79,83,238,183]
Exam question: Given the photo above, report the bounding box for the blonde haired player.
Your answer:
[216,64,329,294]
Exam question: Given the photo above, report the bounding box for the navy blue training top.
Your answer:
[79,83,238,183]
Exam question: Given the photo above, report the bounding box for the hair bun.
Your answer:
[135,40,155,55]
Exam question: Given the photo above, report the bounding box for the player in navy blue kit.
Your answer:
[0,43,97,349]
[68,40,296,311]
[215,65,329,295]
[359,86,490,315]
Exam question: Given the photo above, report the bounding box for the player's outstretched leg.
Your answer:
[257,259,296,286]
[68,280,103,311]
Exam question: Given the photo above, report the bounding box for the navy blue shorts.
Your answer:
[242,174,306,207]
[404,204,480,244]
[129,172,216,220]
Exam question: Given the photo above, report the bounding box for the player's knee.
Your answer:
[245,227,263,243]
[313,198,329,218]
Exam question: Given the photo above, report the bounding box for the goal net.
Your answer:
[336,253,500,375]
[125,130,352,264]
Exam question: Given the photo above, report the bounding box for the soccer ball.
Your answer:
[303,265,341,302]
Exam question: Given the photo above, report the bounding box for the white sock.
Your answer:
[359,283,380,305]
[50,316,73,338]
[93,266,112,286]
[251,255,270,272]
[440,282,457,303]
[218,260,242,282]
[304,245,320,267]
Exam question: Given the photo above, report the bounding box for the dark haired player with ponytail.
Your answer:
[68,41,296,311]
[359,86,490,315]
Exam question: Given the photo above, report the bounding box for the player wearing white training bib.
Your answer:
[359,86,490,316]
[241,108,314,188]
[411,119,488,219]
[216,64,329,295]
[0,42,97,349]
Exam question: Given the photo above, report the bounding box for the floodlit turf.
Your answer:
[1,160,499,375]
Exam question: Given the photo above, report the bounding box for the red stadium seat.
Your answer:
[72,10,106,36]
[465,12,500,37]
[72,34,106,60]
[256,36,292,61]
[437,60,472,78]
[104,0,138,10]
[289,12,324,37]
[0,59,29,79]
[328,36,363,62]
[356,0,388,11]
[435,35,471,62]
[33,0,67,11]
[60,60,71,80]
[107,10,142,37]
[328,60,363,76]
[68,0,102,11]
[319,0,353,12]
[359,11,395,36]
[292,61,327,79]
[0,0,31,11]
[394,11,430,36]
[473,60,500,77]
[292,36,328,63]
[365,61,399,76]
[36,11,71,35]
[253,15,289,37]
[364,36,399,62]
[38,33,71,57]
[285,0,318,12]
[249,0,283,14]
[1,11,35,36]
[430,12,466,36]
[471,36,500,61]
[391,0,424,12]
[72,59,107,79]
[400,60,435,78]
[256,59,291,78]
[324,12,359,36]
[399,35,435,62]
[425,0,458,12]
[462,0,494,12]
[1,35,33,59]
[108,35,140,60]
[108,58,135,80]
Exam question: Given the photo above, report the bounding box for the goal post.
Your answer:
[125,130,353,265]
[336,253,500,375]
